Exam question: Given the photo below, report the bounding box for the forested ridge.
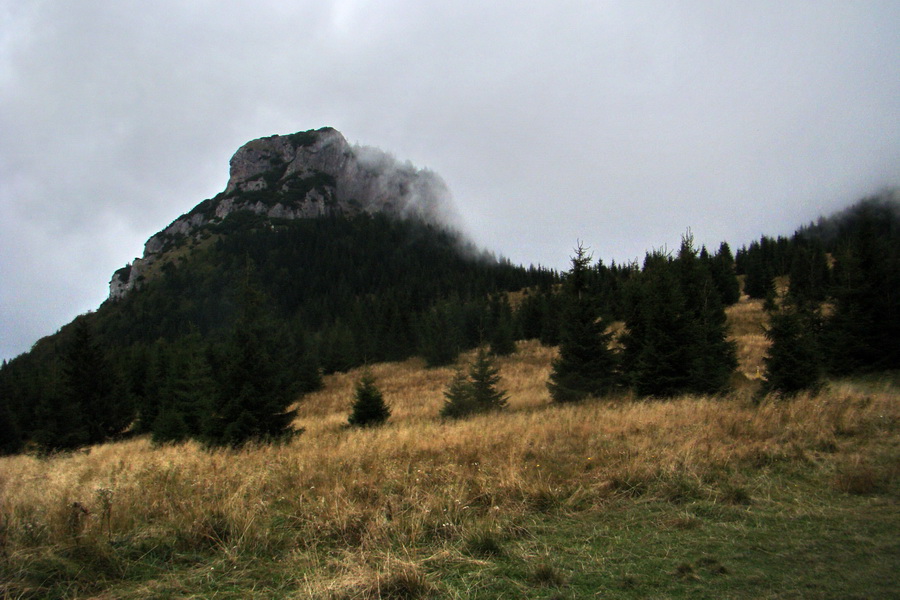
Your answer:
[1,191,897,454]
[0,212,558,451]
[735,192,900,373]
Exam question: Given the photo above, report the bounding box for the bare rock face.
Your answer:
[108,127,456,300]
[225,128,351,194]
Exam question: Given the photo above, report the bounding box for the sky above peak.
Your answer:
[1,1,899,360]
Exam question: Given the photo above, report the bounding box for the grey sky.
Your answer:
[1,1,899,360]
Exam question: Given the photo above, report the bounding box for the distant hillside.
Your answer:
[0,129,558,452]
[97,212,553,365]
[734,188,900,374]
[800,189,900,246]
[37,126,558,367]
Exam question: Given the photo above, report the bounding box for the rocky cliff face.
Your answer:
[109,127,454,299]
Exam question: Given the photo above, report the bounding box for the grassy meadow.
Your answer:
[1,298,898,599]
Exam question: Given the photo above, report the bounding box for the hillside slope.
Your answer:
[0,129,557,452]
[0,325,897,598]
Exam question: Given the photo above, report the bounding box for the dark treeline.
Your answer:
[1,192,898,454]
[547,235,739,403]
[736,192,900,375]
[0,213,558,452]
[548,192,899,402]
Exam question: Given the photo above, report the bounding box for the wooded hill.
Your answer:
[0,190,897,454]
[735,191,900,374]
[0,211,557,452]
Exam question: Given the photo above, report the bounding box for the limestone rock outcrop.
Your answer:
[109,127,455,299]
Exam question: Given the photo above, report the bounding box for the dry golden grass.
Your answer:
[295,341,557,435]
[1,298,897,598]
[1,342,896,559]
[726,297,769,379]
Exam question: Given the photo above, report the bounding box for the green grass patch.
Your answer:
[431,474,899,599]
[3,470,897,599]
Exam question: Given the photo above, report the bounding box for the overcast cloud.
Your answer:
[1,1,899,360]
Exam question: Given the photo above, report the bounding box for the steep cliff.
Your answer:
[109,127,454,299]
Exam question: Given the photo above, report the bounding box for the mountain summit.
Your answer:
[110,127,455,298]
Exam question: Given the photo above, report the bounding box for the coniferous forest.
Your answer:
[0,212,558,451]
[1,192,898,454]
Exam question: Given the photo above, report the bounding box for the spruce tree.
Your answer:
[787,242,830,306]
[174,343,217,437]
[0,365,23,454]
[134,342,172,434]
[151,336,216,443]
[348,370,391,427]
[61,319,131,445]
[488,294,517,357]
[318,319,358,374]
[0,394,22,455]
[742,242,776,300]
[293,352,324,396]
[825,216,900,374]
[677,235,737,395]
[418,301,464,367]
[151,407,189,444]
[515,290,545,341]
[762,302,824,396]
[548,244,618,402]
[440,367,476,419]
[32,364,89,451]
[709,242,741,306]
[595,259,636,321]
[204,262,297,447]
[440,347,508,418]
[621,251,694,397]
[468,347,509,411]
[537,290,562,347]
[511,289,560,346]
[621,235,736,398]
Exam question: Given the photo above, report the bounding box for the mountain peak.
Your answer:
[109,128,456,299]
[224,127,348,195]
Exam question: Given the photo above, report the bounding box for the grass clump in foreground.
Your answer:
[0,336,897,599]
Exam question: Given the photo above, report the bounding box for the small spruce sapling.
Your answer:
[440,367,476,419]
[468,347,509,411]
[441,348,508,418]
[348,370,390,427]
